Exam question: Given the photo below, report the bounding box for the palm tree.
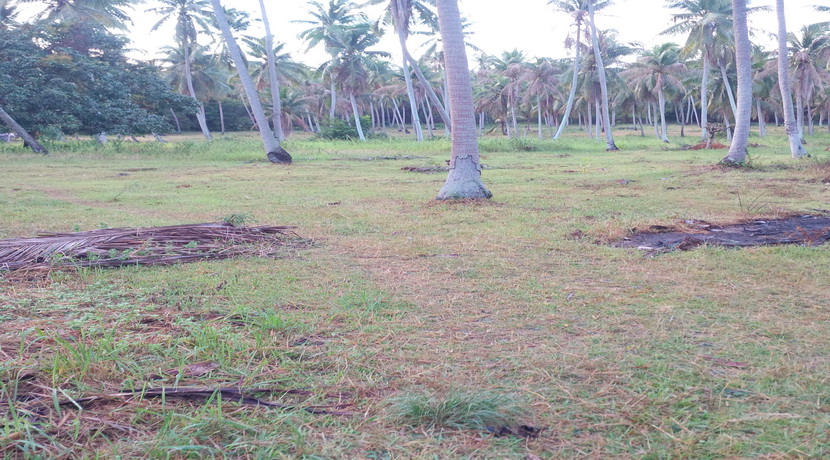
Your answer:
[320,22,389,141]
[209,0,290,163]
[588,0,617,150]
[523,58,562,139]
[0,0,19,28]
[776,0,807,157]
[148,0,214,139]
[486,50,528,138]
[297,0,365,118]
[435,0,491,200]
[722,0,750,164]
[788,24,829,140]
[549,0,607,139]
[24,0,138,29]
[623,43,687,143]
[257,0,284,141]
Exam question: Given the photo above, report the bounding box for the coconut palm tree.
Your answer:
[296,0,365,118]
[722,0,751,165]
[23,0,138,29]
[788,24,830,140]
[257,0,285,140]
[523,58,562,139]
[148,0,214,139]
[623,43,687,143]
[588,0,617,150]
[776,0,807,156]
[0,0,19,28]
[209,0,290,163]
[435,0,491,200]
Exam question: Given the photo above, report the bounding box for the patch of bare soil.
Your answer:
[618,215,830,252]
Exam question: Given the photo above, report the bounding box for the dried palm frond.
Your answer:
[0,223,309,272]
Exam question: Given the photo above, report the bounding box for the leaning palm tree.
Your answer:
[776,0,807,157]
[148,0,214,139]
[587,0,617,150]
[622,43,687,143]
[209,0,290,163]
[435,0,491,200]
[722,0,751,165]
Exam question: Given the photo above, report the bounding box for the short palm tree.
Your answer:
[788,23,830,139]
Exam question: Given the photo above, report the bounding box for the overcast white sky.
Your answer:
[125,0,821,66]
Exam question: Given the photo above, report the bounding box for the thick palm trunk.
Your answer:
[435,0,491,200]
[658,88,669,143]
[589,2,618,150]
[183,36,211,140]
[719,61,738,121]
[723,0,751,164]
[700,55,710,140]
[554,21,581,139]
[350,93,366,141]
[258,0,284,141]
[210,0,290,163]
[0,105,48,154]
[401,52,424,142]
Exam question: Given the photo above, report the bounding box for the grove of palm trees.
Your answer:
[2,0,830,457]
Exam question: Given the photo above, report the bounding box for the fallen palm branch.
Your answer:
[0,222,310,272]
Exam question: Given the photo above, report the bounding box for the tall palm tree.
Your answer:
[722,0,750,164]
[209,0,290,163]
[23,0,138,29]
[788,24,829,140]
[257,0,284,141]
[776,0,807,157]
[297,0,365,118]
[588,0,617,150]
[148,0,214,139]
[523,58,562,139]
[623,43,687,143]
[549,0,606,139]
[435,0,491,200]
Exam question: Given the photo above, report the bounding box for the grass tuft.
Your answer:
[391,390,526,431]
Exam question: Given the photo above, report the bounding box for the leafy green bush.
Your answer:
[317,116,372,140]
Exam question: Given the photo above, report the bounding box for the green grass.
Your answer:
[1,125,830,458]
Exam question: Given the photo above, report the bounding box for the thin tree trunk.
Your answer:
[403,45,451,131]
[719,61,738,122]
[808,104,814,135]
[258,0,284,141]
[554,21,581,139]
[350,93,366,141]
[423,98,434,137]
[700,55,710,140]
[589,1,617,150]
[0,105,48,154]
[586,107,593,139]
[632,105,637,130]
[435,0,491,200]
[183,35,211,140]
[401,53,424,142]
[658,88,669,143]
[218,100,225,135]
[537,96,543,140]
[723,0,752,166]
[210,0,290,163]
[594,99,601,140]
[757,99,766,137]
[170,108,181,133]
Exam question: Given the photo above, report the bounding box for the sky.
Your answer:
[123,0,823,67]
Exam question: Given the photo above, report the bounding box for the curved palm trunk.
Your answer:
[349,93,366,141]
[435,0,491,200]
[719,62,738,121]
[700,55,710,140]
[400,48,424,142]
[403,47,451,132]
[589,1,618,151]
[0,105,48,154]
[776,0,807,157]
[183,35,211,140]
[258,0,284,141]
[210,0,290,163]
[554,21,581,140]
[723,0,751,165]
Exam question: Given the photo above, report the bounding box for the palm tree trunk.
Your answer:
[554,21,581,139]
[170,108,182,133]
[183,35,211,140]
[719,61,738,122]
[757,99,766,137]
[589,1,617,150]
[258,0,284,141]
[403,44,451,131]
[510,92,518,139]
[400,52,424,142]
[594,99,601,140]
[658,88,669,143]
[218,100,225,135]
[0,105,48,154]
[723,0,751,164]
[700,55,710,140]
[537,96,543,140]
[350,93,366,141]
[210,0,290,163]
[330,82,337,118]
[435,0,491,200]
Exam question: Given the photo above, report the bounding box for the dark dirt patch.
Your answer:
[618,215,830,252]
[401,166,449,173]
[335,155,427,161]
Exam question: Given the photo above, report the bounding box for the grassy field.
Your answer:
[2,126,830,458]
